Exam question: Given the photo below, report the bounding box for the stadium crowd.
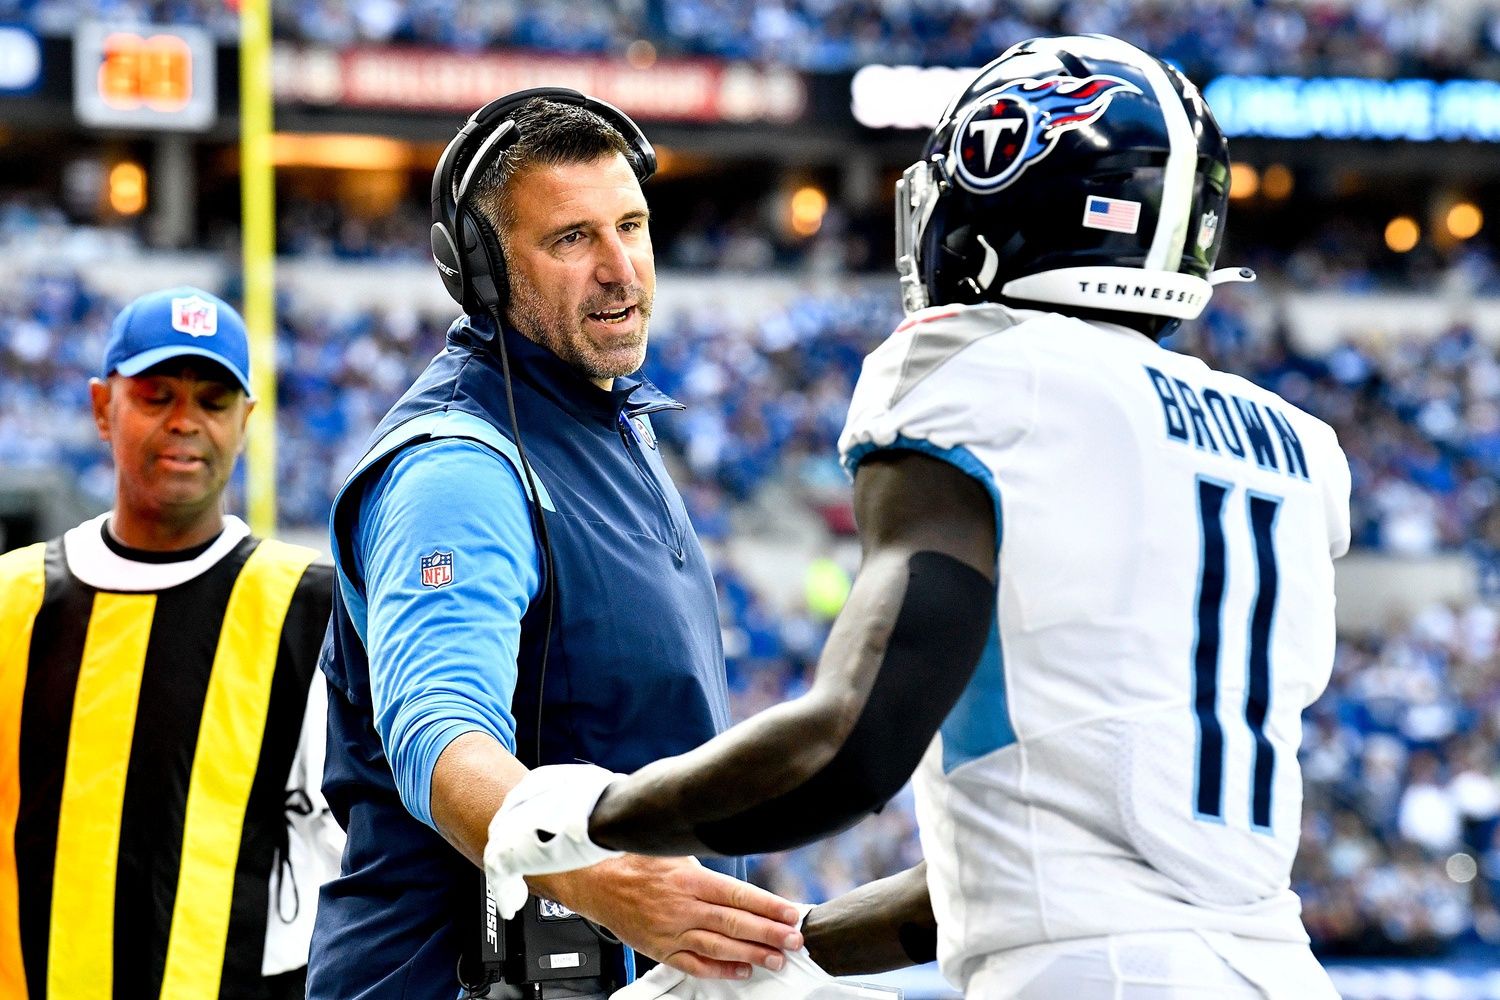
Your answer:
[657,0,1488,78]
[7,0,1500,78]
[9,254,1500,560]
[270,193,1500,302]
[5,256,1500,957]
[5,245,1500,552]
[1294,599,1500,957]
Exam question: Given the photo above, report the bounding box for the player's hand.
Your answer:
[484,763,625,917]
[553,855,805,980]
[609,936,844,997]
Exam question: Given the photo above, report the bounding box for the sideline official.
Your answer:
[308,91,801,1000]
[0,287,340,1000]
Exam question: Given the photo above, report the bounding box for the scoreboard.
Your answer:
[73,23,215,131]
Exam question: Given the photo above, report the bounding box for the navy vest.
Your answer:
[309,316,738,1000]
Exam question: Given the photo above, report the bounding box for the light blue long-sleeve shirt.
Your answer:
[351,437,540,828]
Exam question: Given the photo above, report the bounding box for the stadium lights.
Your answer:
[1385,216,1420,253]
[1446,853,1478,883]
[108,161,146,215]
[651,146,677,178]
[625,39,657,70]
[1261,164,1293,200]
[0,26,41,92]
[271,133,412,171]
[337,169,407,218]
[1228,162,1258,200]
[1446,201,1483,240]
[790,185,827,237]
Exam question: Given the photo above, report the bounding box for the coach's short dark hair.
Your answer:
[470,98,633,238]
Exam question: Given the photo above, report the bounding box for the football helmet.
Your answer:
[895,34,1253,324]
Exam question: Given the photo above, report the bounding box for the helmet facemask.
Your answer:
[895,157,943,315]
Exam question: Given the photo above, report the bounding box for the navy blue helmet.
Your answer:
[896,34,1253,324]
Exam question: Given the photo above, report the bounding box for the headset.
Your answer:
[430,86,657,318]
[431,89,656,998]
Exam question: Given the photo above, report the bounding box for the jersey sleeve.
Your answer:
[352,438,541,829]
[1320,422,1352,559]
[839,307,1037,487]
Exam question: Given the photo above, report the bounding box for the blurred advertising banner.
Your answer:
[1203,75,1500,143]
[272,45,807,124]
[850,64,976,130]
[848,63,1500,143]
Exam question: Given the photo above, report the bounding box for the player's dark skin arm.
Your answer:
[800,862,937,975]
[588,452,995,965]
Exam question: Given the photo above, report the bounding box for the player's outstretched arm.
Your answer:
[433,732,803,978]
[585,450,997,856]
[802,862,937,976]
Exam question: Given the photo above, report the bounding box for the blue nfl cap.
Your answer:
[102,286,253,395]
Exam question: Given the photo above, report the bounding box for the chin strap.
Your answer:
[1210,266,1257,285]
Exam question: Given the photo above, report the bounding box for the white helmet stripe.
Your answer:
[1002,266,1212,320]
[1056,34,1198,272]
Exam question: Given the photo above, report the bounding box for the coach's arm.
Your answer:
[360,442,802,979]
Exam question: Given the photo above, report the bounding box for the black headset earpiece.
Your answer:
[430,119,514,315]
[429,87,657,318]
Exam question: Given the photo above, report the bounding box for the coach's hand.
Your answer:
[485,763,803,979]
[484,763,626,916]
[548,854,805,980]
[609,931,842,997]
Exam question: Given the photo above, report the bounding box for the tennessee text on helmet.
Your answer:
[895,33,1255,322]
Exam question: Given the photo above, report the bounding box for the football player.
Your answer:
[486,34,1349,999]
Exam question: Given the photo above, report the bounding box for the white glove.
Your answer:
[483,763,626,918]
[610,946,878,999]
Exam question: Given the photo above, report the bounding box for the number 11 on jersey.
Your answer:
[1192,476,1282,834]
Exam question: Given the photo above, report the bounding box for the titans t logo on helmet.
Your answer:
[951,75,1141,194]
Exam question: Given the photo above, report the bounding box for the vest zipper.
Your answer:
[618,412,686,563]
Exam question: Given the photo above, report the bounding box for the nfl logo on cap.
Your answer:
[420,550,454,589]
[101,286,254,396]
[171,295,218,338]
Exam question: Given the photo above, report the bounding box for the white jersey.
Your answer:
[838,304,1351,991]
